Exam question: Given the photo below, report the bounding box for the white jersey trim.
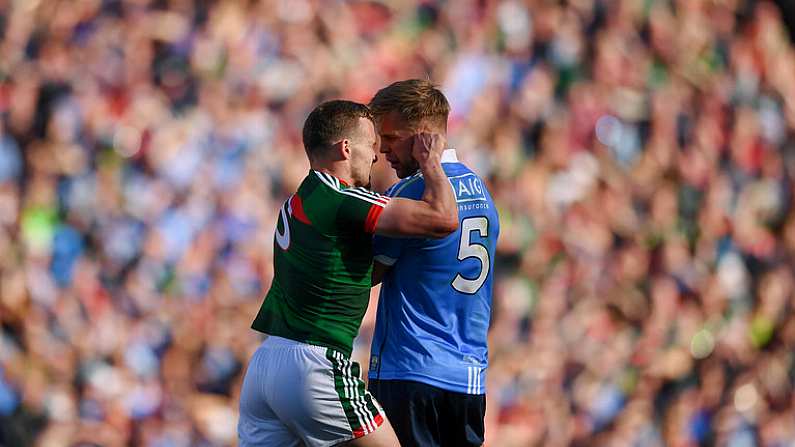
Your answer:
[441,148,458,163]
[313,171,390,208]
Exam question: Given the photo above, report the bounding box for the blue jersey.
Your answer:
[368,149,499,395]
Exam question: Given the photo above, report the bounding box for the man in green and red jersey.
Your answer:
[238,100,458,447]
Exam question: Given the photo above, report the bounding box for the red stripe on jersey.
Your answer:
[353,427,366,438]
[290,194,311,225]
[364,204,384,233]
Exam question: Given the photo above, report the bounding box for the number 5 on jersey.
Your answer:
[452,217,490,294]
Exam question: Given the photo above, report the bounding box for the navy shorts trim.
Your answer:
[368,379,485,447]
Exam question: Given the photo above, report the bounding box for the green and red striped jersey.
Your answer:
[252,170,390,356]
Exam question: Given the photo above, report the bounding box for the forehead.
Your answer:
[376,110,412,135]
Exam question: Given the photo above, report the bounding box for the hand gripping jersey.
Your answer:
[369,149,499,395]
[252,170,390,357]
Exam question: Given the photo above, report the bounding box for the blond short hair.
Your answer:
[368,79,450,131]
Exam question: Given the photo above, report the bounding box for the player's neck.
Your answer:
[310,163,353,187]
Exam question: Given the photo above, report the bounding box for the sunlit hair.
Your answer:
[369,79,450,131]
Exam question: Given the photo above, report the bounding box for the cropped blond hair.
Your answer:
[369,79,450,131]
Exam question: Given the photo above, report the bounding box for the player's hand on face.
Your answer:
[411,132,446,166]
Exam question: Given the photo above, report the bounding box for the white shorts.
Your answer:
[238,335,386,447]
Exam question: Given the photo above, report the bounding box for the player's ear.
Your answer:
[339,139,352,160]
[329,139,350,161]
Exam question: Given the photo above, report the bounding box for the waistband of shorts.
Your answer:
[259,334,342,356]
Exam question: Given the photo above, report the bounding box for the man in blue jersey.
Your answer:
[367,79,499,447]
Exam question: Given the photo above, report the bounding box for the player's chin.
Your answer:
[397,167,413,179]
[403,162,420,178]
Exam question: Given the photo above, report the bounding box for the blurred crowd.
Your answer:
[0,0,794,445]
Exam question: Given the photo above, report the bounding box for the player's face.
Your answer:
[377,111,420,179]
[349,117,378,188]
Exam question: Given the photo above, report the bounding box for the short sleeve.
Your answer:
[336,187,390,234]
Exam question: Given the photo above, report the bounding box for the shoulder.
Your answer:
[346,186,391,207]
[313,171,390,207]
[385,172,424,199]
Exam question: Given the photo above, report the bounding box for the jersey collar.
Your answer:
[311,169,350,187]
[406,149,459,177]
[441,149,458,163]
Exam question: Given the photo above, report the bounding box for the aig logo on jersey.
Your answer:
[448,173,487,203]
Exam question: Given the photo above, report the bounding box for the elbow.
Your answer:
[429,215,459,238]
[443,216,459,234]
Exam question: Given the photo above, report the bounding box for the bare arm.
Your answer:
[374,133,459,238]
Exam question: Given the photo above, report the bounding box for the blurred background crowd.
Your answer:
[0,0,794,445]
